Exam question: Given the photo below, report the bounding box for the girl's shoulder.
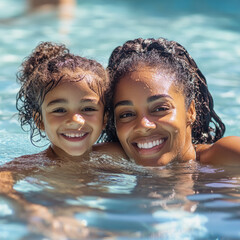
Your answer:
[0,148,52,172]
[93,142,128,159]
[196,136,240,166]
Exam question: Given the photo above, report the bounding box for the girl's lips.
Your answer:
[132,137,167,155]
[60,132,89,142]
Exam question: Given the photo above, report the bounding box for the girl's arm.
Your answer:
[0,170,16,196]
[0,168,86,238]
[93,142,128,159]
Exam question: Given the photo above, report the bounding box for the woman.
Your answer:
[101,37,240,166]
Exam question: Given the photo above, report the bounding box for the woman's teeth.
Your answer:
[137,139,164,149]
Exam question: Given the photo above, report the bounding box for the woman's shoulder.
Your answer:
[196,136,240,166]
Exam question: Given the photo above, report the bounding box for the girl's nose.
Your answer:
[73,114,85,125]
[67,114,85,127]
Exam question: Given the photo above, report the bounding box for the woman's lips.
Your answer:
[136,139,164,149]
[132,137,167,155]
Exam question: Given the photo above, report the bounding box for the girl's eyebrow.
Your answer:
[80,98,99,104]
[47,99,66,107]
[47,98,99,107]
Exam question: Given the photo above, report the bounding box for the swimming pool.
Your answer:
[0,0,240,239]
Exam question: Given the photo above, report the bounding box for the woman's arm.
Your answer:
[198,136,240,166]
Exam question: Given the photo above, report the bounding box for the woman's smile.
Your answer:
[114,66,195,166]
[135,138,165,149]
[132,136,167,157]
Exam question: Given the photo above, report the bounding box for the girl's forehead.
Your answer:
[49,68,105,102]
[43,80,102,106]
[60,68,99,82]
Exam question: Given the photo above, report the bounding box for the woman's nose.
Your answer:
[136,116,156,131]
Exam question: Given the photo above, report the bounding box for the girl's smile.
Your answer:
[41,74,105,159]
[60,131,89,142]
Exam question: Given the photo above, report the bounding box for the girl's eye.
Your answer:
[82,107,97,112]
[52,108,66,113]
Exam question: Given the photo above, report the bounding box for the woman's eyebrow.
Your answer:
[147,94,173,103]
[114,100,133,109]
[114,94,173,108]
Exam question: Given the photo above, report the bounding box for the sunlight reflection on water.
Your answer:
[0,0,240,239]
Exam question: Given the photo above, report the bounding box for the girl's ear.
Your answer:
[186,100,196,126]
[39,121,45,131]
[33,112,45,131]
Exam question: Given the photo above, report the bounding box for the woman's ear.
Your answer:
[33,112,45,131]
[186,100,196,126]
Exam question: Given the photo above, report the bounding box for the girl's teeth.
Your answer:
[137,139,164,149]
[64,133,85,138]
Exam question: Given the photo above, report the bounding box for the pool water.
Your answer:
[0,0,240,239]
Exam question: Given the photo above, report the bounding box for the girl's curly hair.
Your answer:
[16,41,107,145]
[100,38,225,144]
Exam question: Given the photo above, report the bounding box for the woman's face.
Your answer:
[113,66,195,166]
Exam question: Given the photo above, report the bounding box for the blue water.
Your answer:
[0,0,240,239]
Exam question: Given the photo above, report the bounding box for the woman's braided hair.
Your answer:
[100,38,225,144]
[16,41,107,145]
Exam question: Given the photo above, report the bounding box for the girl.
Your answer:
[0,40,126,193]
[101,37,240,166]
[13,41,124,164]
[0,41,125,238]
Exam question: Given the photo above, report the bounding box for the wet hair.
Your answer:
[100,37,225,144]
[16,41,108,145]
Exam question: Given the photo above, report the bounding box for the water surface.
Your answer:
[0,0,240,239]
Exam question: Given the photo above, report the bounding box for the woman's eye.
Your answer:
[153,106,169,112]
[119,112,135,119]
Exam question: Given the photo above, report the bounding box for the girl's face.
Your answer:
[113,66,196,166]
[40,71,105,159]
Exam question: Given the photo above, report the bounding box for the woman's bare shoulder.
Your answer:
[197,136,240,166]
